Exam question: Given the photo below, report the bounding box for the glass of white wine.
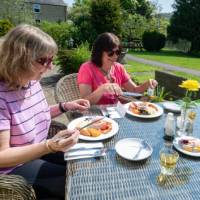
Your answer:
[159,141,179,175]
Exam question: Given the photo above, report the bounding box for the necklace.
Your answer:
[100,66,114,83]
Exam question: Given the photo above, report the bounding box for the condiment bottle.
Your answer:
[147,87,154,97]
[164,112,175,141]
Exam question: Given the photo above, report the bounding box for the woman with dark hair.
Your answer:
[77,32,157,105]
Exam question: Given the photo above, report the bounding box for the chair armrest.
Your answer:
[0,175,36,200]
[0,121,66,199]
[48,120,67,139]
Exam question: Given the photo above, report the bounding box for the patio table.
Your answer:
[65,105,200,200]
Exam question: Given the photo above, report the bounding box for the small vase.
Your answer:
[177,106,197,136]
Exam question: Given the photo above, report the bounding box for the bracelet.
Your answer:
[59,102,66,113]
[45,139,56,153]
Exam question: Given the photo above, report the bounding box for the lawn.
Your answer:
[125,60,162,83]
[125,60,200,84]
[129,49,200,71]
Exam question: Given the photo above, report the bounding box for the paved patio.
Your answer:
[40,67,68,125]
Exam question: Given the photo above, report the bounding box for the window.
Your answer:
[33,4,41,13]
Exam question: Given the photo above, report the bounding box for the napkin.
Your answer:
[64,142,105,160]
[101,102,126,119]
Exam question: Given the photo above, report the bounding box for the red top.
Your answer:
[77,61,130,104]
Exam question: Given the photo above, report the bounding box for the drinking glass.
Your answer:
[159,142,179,175]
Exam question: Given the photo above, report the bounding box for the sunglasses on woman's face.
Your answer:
[36,56,53,67]
[107,49,121,57]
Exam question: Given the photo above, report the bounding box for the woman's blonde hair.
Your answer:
[0,24,58,89]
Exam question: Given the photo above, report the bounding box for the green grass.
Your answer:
[172,71,200,81]
[125,60,200,84]
[129,49,200,71]
[125,60,162,83]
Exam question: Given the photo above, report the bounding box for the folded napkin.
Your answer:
[64,142,105,160]
[101,102,126,119]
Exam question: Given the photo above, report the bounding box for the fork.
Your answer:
[133,140,148,159]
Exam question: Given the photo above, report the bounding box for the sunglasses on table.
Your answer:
[36,56,54,67]
[107,49,121,57]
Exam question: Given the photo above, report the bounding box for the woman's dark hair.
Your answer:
[91,32,121,67]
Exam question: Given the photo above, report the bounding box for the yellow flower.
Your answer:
[178,79,200,109]
[179,80,200,91]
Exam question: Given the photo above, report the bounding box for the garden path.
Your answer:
[126,54,200,76]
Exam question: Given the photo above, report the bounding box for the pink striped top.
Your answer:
[0,80,51,174]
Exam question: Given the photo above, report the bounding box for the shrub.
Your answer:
[0,19,13,37]
[56,43,90,75]
[142,31,166,51]
[39,21,75,49]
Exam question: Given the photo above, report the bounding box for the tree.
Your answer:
[136,0,153,19]
[68,0,96,46]
[90,0,122,37]
[120,0,153,19]
[167,0,200,52]
[121,14,147,41]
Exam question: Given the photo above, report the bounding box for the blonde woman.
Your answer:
[0,24,90,200]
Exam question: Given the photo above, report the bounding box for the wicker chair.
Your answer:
[0,120,66,200]
[55,73,80,103]
[55,73,82,120]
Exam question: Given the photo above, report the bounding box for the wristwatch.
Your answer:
[59,102,66,113]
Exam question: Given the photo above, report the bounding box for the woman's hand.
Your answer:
[64,99,90,111]
[98,83,122,96]
[47,129,80,152]
[148,79,158,89]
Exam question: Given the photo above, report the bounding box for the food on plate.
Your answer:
[179,138,200,152]
[81,128,101,137]
[76,118,112,137]
[129,102,158,115]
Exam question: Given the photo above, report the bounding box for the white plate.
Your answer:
[68,116,119,141]
[115,138,153,161]
[173,136,200,157]
[162,102,181,113]
[124,101,163,118]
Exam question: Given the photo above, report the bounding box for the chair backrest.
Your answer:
[155,70,186,99]
[55,73,81,103]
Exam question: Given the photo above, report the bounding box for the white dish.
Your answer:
[115,138,153,161]
[68,116,119,141]
[124,101,163,118]
[173,136,200,157]
[162,102,181,113]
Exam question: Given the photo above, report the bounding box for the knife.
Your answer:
[122,92,143,97]
[54,116,105,142]
[77,116,105,131]
[65,148,107,159]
